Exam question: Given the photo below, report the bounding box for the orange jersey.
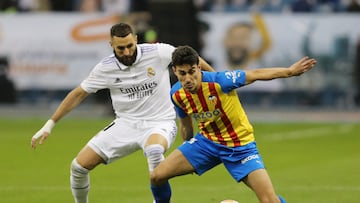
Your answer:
[171,71,255,147]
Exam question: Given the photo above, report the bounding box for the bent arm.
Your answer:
[245,56,317,85]
[199,57,215,72]
[50,86,89,123]
[31,86,90,149]
[179,116,194,141]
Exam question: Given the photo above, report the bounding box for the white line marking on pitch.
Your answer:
[264,124,355,141]
[281,185,360,191]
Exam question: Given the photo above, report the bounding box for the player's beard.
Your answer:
[114,49,137,66]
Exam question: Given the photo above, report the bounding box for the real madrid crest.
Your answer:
[147,67,156,77]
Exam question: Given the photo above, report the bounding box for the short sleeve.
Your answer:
[157,43,175,66]
[80,64,108,93]
[171,97,187,118]
[170,86,188,118]
[215,70,247,93]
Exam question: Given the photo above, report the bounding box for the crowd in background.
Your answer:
[1,0,360,13]
[195,0,360,13]
[0,0,148,13]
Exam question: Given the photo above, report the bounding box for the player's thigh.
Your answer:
[243,169,277,198]
[142,120,177,150]
[222,142,264,182]
[144,134,169,149]
[152,149,195,181]
[180,135,223,175]
[76,145,105,170]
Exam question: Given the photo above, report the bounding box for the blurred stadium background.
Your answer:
[0,0,359,203]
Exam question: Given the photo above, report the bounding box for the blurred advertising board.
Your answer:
[0,13,118,90]
[199,13,360,92]
[1,13,359,93]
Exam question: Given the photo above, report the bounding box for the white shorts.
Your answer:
[87,117,177,164]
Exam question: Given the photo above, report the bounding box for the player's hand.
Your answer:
[31,120,55,149]
[289,56,317,76]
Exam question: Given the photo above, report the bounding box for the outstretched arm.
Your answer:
[244,56,317,85]
[31,86,89,149]
[179,116,194,142]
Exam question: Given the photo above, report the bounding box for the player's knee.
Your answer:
[70,159,90,190]
[150,169,166,186]
[144,144,165,172]
[71,158,89,176]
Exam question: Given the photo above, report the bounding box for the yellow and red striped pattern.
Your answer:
[172,82,255,147]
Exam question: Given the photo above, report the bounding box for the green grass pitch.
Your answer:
[1,118,359,203]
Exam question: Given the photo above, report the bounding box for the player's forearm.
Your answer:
[51,86,89,122]
[256,67,292,79]
[245,67,292,84]
[179,116,194,141]
[199,57,215,72]
[180,126,194,141]
[179,119,194,141]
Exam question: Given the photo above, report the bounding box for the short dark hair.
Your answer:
[172,45,199,67]
[110,23,134,38]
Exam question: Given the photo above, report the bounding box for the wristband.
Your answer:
[43,119,55,133]
[32,119,55,139]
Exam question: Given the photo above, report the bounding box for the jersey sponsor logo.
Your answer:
[147,67,156,77]
[119,81,158,100]
[119,81,157,94]
[241,154,260,164]
[193,109,221,122]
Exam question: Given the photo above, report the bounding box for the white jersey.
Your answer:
[81,43,176,121]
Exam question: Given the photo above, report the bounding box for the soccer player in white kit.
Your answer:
[31,23,214,203]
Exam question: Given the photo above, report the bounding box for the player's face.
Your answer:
[173,64,202,94]
[110,34,137,66]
